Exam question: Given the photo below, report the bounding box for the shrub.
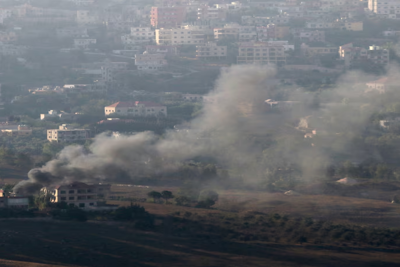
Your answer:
[52,207,87,222]
[195,199,215,209]
[175,196,191,206]
[198,190,219,202]
[113,204,148,221]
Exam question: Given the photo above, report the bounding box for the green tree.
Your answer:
[147,191,162,203]
[42,142,64,158]
[161,190,174,204]
[14,152,32,170]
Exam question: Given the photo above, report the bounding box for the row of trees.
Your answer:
[147,189,219,209]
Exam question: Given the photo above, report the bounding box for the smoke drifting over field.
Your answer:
[14,65,277,193]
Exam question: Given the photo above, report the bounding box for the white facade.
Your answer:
[196,42,227,58]
[135,53,167,71]
[47,125,89,142]
[121,27,154,45]
[105,102,167,117]
[74,39,96,49]
[368,0,400,18]
[155,28,206,45]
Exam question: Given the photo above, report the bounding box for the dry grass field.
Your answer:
[109,185,400,228]
[0,181,399,266]
[0,219,397,267]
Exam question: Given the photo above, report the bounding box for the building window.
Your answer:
[69,190,75,194]
[69,197,75,200]
[79,203,85,208]
[60,190,66,194]
[89,203,94,206]
[61,197,66,201]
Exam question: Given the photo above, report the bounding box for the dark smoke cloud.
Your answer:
[15,63,399,194]
[14,65,277,193]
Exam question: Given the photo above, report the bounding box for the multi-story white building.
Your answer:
[74,39,96,49]
[196,42,227,58]
[368,0,400,18]
[292,29,325,42]
[0,125,32,136]
[135,53,167,71]
[105,101,167,117]
[237,42,286,65]
[43,182,111,209]
[47,124,89,143]
[155,28,206,45]
[121,27,154,46]
[339,43,390,68]
[197,5,227,21]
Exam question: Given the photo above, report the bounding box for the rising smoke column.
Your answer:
[14,65,276,194]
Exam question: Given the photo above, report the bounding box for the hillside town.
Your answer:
[1,0,400,266]
[0,0,398,142]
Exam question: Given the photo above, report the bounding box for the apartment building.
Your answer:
[121,27,154,46]
[256,25,276,41]
[73,38,96,49]
[105,101,167,117]
[292,29,325,42]
[0,197,29,209]
[0,125,32,136]
[214,27,239,40]
[237,42,286,65]
[196,42,227,58]
[135,53,167,71]
[155,28,205,45]
[101,61,129,83]
[238,26,257,41]
[43,182,111,209]
[306,20,363,31]
[339,43,390,67]
[182,94,204,101]
[145,45,178,56]
[197,5,227,21]
[300,43,337,57]
[150,6,186,28]
[306,21,334,29]
[47,124,89,143]
[368,0,400,18]
[334,21,363,31]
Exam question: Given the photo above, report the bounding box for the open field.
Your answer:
[109,185,400,228]
[0,219,398,267]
